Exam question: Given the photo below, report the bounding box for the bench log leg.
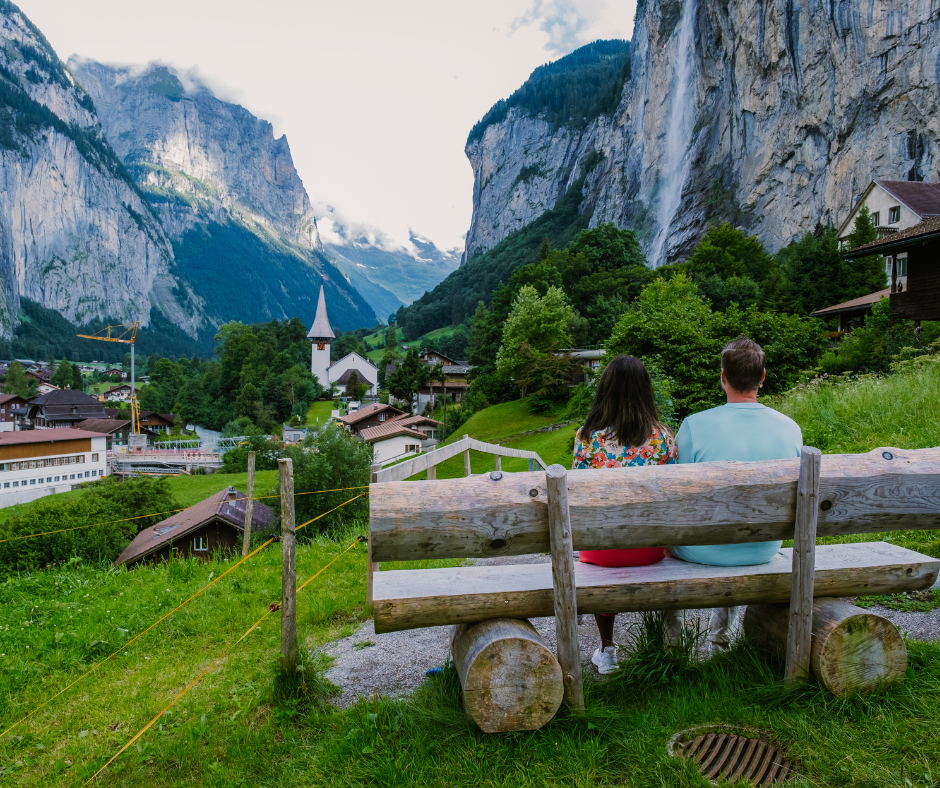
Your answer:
[785,446,821,682]
[745,598,907,695]
[546,464,585,712]
[450,618,564,733]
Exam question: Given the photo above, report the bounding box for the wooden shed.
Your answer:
[114,487,275,567]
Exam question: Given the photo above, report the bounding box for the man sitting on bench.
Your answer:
[665,336,803,654]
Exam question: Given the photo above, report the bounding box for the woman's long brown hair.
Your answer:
[580,355,666,448]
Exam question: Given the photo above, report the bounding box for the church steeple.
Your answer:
[307,285,335,341]
[308,285,334,386]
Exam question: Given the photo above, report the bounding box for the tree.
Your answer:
[70,363,83,392]
[344,370,367,402]
[496,285,575,397]
[386,348,430,413]
[2,361,30,398]
[50,359,74,389]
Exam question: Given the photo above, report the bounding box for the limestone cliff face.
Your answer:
[0,3,199,338]
[464,0,940,266]
[69,59,323,252]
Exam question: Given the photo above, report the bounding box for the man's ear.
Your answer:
[761,369,767,385]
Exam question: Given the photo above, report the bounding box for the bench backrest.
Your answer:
[369,446,940,563]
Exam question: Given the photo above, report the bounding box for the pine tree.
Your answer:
[2,362,30,398]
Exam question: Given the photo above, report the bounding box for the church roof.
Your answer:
[307,285,335,340]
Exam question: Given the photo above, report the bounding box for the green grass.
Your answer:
[0,471,282,525]
[305,400,334,427]
[857,589,940,613]
[765,363,940,454]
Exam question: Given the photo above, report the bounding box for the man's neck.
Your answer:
[725,389,760,404]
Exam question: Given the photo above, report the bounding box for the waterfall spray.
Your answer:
[648,0,697,267]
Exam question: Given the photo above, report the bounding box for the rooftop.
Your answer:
[114,487,275,567]
[0,428,106,444]
[877,179,940,218]
[845,216,940,257]
[338,402,405,426]
[358,422,427,443]
[307,285,335,340]
[811,289,890,316]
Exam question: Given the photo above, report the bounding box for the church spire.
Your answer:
[307,285,335,340]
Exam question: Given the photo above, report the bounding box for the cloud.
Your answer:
[511,0,629,55]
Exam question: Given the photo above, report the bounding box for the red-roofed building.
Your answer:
[810,289,891,332]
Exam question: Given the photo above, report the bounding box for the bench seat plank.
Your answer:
[373,542,938,633]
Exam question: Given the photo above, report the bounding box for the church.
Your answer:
[308,286,379,397]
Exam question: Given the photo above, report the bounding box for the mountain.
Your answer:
[316,210,460,323]
[401,0,940,335]
[0,0,199,342]
[68,58,376,334]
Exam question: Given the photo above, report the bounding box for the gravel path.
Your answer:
[321,555,940,708]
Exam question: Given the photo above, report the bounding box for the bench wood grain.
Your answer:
[373,542,938,633]
[369,447,940,563]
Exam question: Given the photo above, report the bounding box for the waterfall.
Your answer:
[648,0,697,267]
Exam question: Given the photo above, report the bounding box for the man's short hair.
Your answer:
[721,336,765,392]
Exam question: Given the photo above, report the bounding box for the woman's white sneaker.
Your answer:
[591,645,619,674]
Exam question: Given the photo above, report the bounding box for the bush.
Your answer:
[819,297,922,374]
[0,476,179,574]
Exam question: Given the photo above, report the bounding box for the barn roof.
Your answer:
[114,487,275,567]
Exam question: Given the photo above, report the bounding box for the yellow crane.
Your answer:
[76,321,141,435]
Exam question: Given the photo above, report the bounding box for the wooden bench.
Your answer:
[368,446,940,732]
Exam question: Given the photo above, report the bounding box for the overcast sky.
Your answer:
[16,0,635,252]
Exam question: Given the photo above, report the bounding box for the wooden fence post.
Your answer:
[279,458,297,677]
[528,458,534,472]
[463,434,471,477]
[545,464,584,712]
[241,451,256,558]
[368,463,381,606]
[494,455,501,472]
[785,446,822,682]
[427,464,436,480]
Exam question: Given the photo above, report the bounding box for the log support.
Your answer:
[450,618,563,732]
[545,464,584,712]
[785,447,822,682]
[745,598,907,695]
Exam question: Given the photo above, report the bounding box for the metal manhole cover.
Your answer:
[669,726,795,785]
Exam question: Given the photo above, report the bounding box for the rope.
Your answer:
[81,536,366,786]
[0,486,369,545]
[0,494,364,738]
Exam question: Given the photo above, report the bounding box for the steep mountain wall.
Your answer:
[0,2,199,339]
[68,59,376,331]
[465,0,940,266]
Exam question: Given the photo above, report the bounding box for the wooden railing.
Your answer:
[371,434,548,484]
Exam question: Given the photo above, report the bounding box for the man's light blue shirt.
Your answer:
[671,403,803,567]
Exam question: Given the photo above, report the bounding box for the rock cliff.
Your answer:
[464,0,940,266]
[68,58,376,330]
[0,1,199,339]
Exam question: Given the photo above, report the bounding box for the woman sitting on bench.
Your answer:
[573,354,678,674]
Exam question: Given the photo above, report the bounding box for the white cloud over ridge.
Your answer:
[511,0,632,55]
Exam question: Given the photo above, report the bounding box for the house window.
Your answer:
[92,470,97,477]
[28,460,36,469]
[54,476,59,482]
[92,453,99,462]
[29,479,35,485]
[84,471,90,478]
[871,211,880,227]
[10,462,18,471]
[12,481,17,487]
[896,254,908,278]
[2,482,7,489]
[193,537,208,552]
[888,206,900,224]
[69,474,75,480]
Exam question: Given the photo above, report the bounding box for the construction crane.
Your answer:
[76,321,141,436]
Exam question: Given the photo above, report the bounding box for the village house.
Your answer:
[103,383,138,402]
[308,286,379,396]
[103,409,178,433]
[104,368,126,379]
[810,289,891,332]
[282,422,307,443]
[15,389,108,430]
[416,362,471,412]
[24,368,51,385]
[844,216,940,324]
[337,402,407,436]
[0,428,107,506]
[114,487,275,567]
[0,394,26,433]
[73,418,154,451]
[358,420,436,465]
[387,413,443,445]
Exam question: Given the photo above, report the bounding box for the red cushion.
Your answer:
[578,548,665,568]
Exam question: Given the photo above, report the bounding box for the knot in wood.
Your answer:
[529,488,539,497]
[819,499,833,512]
[562,530,569,539]
[489,471,503,481]
[882,451,894,460]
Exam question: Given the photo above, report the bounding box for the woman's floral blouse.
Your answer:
[573,425,678,469]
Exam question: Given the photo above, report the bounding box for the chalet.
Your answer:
[567,348,605,385]
[104,368,126,379]
[0,394,26,433]
[104,384,138,402]
[17,390,108,430]
[843,216,940,323]
[24,369,50,384]
[139,412,177,433]
[337,402,406,436]
[838,180,940,284]
[114,487,275,567]
[36,382,60,396]
[416,363,471,412]
[388,414,443,445]
[73,418,153,450]
[419,350,462,366]
[359,421,431,465]
[810,289,891,332]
